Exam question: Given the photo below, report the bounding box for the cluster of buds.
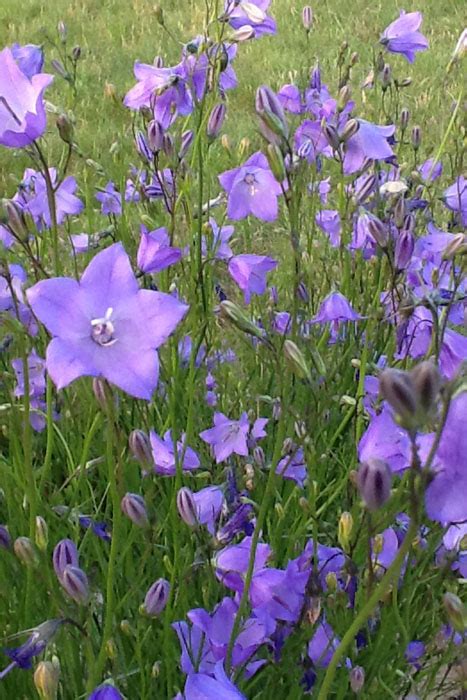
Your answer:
[379,361,441,430]
[53,539,89,605]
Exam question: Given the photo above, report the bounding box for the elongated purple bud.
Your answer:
[297,281,310,303]
[400,108,410,130]
[92,377,113,408]
[340,118,359,142]
[53,538,79,582]
[129,429,153,466]
[357,458,392,511]
[323,124,340,151]
[162,133,174,159]
[121,493,149,528]
[135,131,152,162]
[207,103,226,141]
[147,120,164,152]
[411,125,421,150]
[61,565,89,605]
[176,487,198,527]
[179,130,194,160]
[142,578,170,616]
[302,6,313,31]
[0,525,11,550]
[256,85,289,141]
[310,64,321,90]
[350,666,365,693]
[379,368,418,424]
[355,174,376,203]
[410,361,441,415]
[393,197,406,229]
[367,216,388,248]
[395,230,414,271]
[381,63,391,89]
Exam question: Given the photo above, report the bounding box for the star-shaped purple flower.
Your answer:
[26,243,188,399]
[200,412,250,463]
[219,152,283,222]
[228,254,278,304]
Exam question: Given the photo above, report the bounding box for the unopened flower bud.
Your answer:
[34,660,59,700]
[381,63,391,89]
[297,281,309,303]
[302,6,313,31]
[357,458,392,511]
[266,143,286,182]
[56,114,73,144]
[51,59,68,79]
[340,118,359,142]
[179,130,194,160]
[4,200,28,240]
[231,25,255,42]
[256,85,289,143]
[143,578,170,616]
[135,131,152,162]
[176,487,198,527]
[337,86,351,112]
[323,124,340,151]
[400,108,410,130]
[325,572,338,592]
[61,565,89,605]
[284,340,311,381]
[350,51,359,65]
[338,511,353,552]
[14,536,39,567]
[53,538,79,582]
[310,64,321,90]
[394,230,414,270]
[350,665,365,693]
[379,368,419,425]
[35,516,48,551]
[92,377,113,409]
[399,77,412,87]
[72,45,81,61]
[0,525,11,550]
[128,429,153,467]
[253,446,265,468]
[147,119,164,152]
[410,361,441,416]
[443,592,466,633]
[443,233,466,260]
[393,197,406,229]
[241,1,266,24]
[207,103,226,141]
[411,126,421,150]
[120,619,134,636]
[219,301,266,342]
[154,5,164,25]
[121,493,149,527]
[162,133,174,159]
[367,217,388,248]
[57,21,67,42]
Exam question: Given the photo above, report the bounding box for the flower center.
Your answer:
[91,307,117,346]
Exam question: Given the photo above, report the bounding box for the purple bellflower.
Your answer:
[200,412,251,463]
[225,0,276,38]
[1,619,63,679]
[380,11,429,63]
[343,119,395,175]
[312,291,361,342]
[0,47,53,148]
[219,152,283,222]
[27,243,188,399]
[95,182,122,216]
[203,217,235,261]
[137,225,182,274]
[11,44,44,79]
[26,169,83,227]
[87,684,124,700]
[149,430,200,475]
[443,176,467,226]
[228,254,278,304]
[184,662,247,700]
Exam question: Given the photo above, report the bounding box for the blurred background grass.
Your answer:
[0,0,464,190]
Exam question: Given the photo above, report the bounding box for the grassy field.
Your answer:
[0,0,464,190]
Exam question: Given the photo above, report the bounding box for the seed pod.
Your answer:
[35,516,49,552]
[142,578,170,616]
[121,493,149,528]
[34,661,59,700]
[176,487,198,527]
[379,368,419,425]
[357,458,392,511]
[443,592,466,633]
[61,565,89,605]
[410,361,441,416]
[14,536,39,567]
[284,340,311,381]
[338,511,353,552]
